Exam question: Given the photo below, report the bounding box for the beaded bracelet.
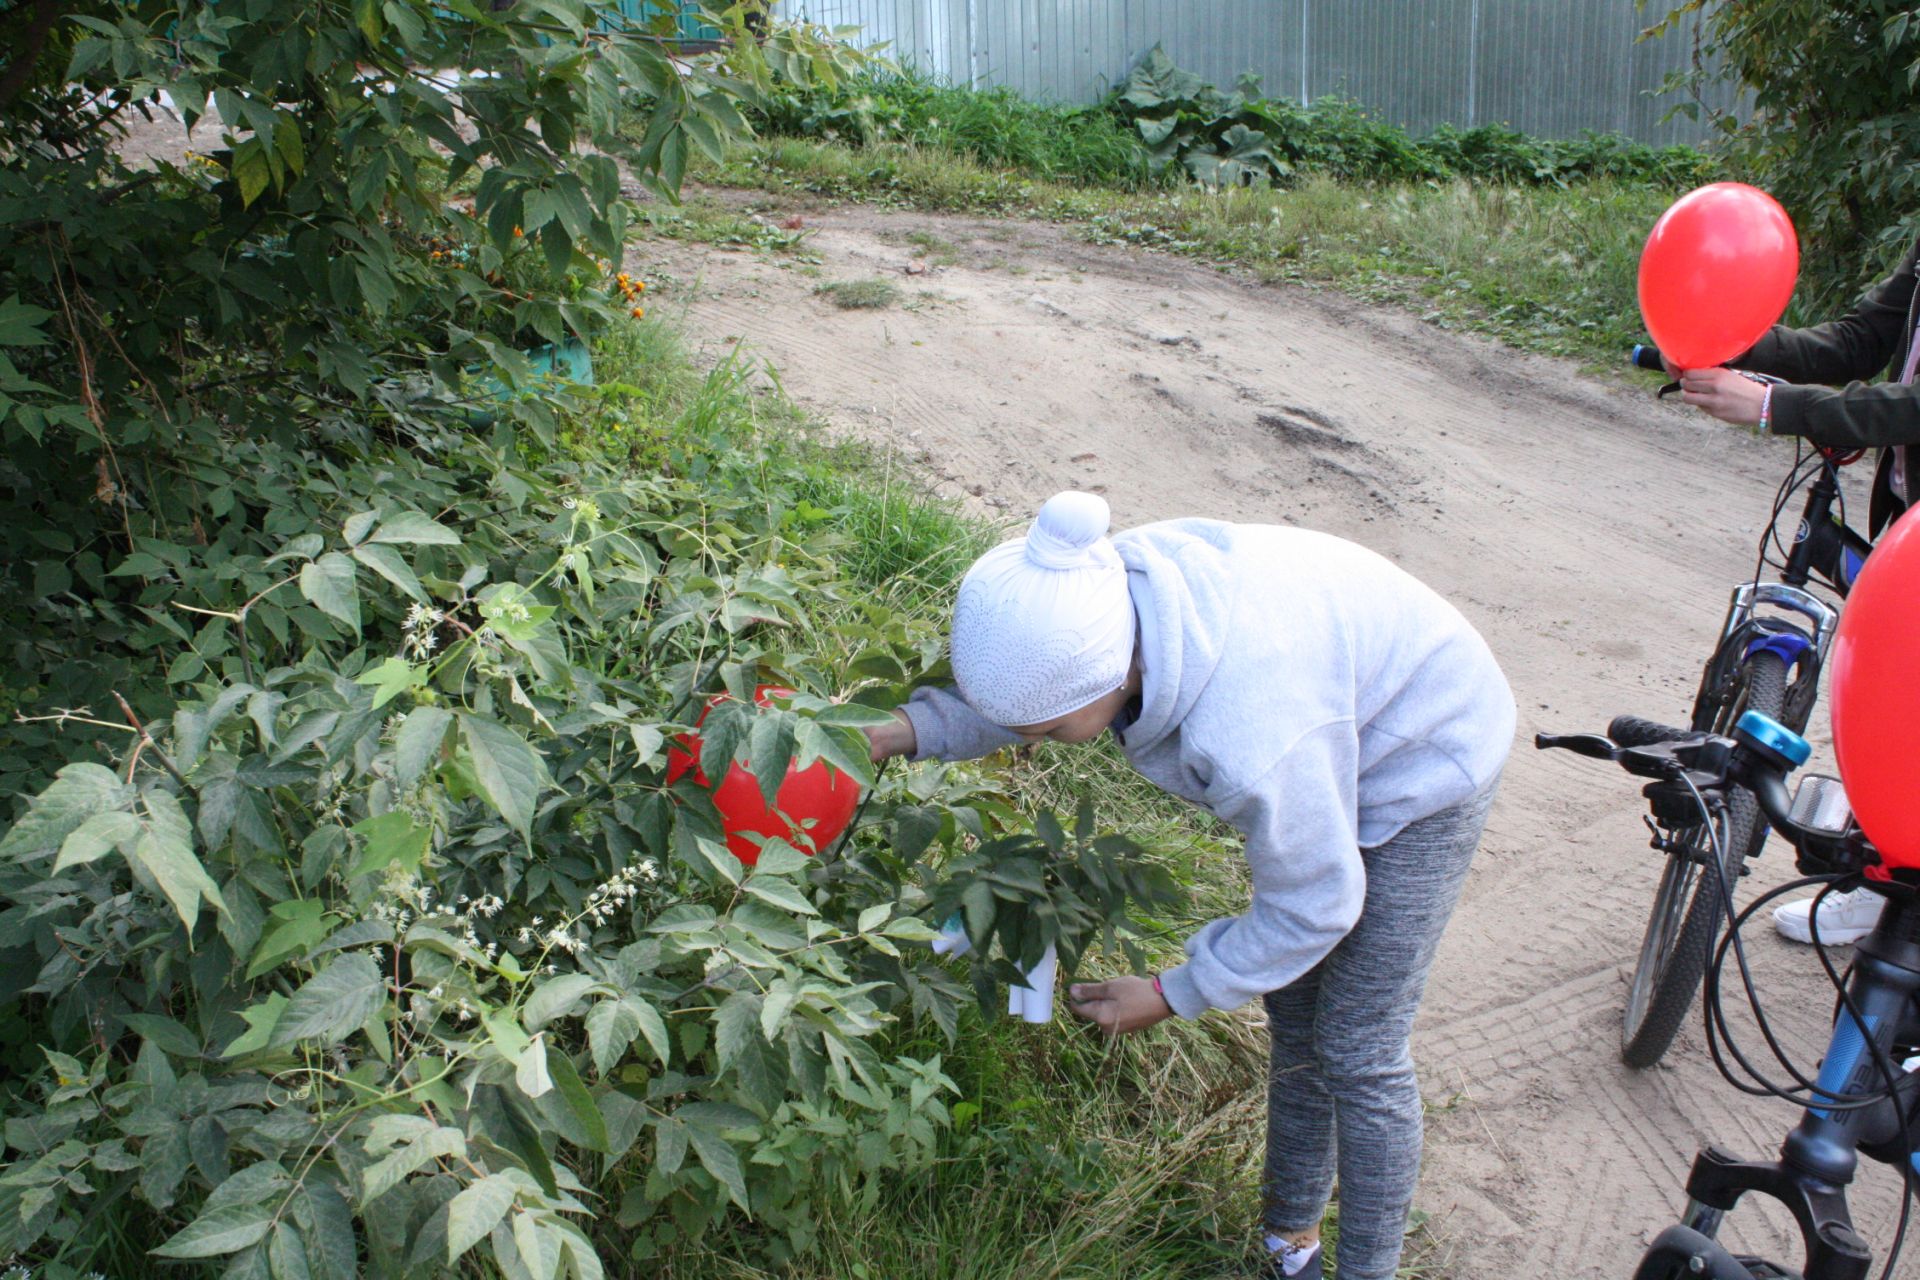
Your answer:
[1759,384,1774,433]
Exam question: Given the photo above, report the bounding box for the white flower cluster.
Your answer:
[581,861,653,927]
[369,875,505,965]
[402,601,444,660]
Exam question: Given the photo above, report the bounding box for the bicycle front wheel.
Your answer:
[1620,650,1788,1069]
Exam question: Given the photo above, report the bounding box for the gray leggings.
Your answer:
[1262,779,1498,1280]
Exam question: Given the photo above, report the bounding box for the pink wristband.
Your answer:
[1151,974,1164,996]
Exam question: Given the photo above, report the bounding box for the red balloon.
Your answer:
[1829,508,1920,870]
[1639,183,1799,370]
[665,685,862,867]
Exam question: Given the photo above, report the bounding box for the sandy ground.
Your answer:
[637,191,1909,1279]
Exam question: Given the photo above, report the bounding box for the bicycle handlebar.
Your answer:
[1629,343,1666,372]
[1535,718,1874,877]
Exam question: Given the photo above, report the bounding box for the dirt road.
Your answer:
[640,191,1904,1278]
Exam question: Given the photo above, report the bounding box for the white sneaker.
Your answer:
[1773,888,1885,945]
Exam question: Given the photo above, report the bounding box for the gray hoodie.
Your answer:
[901,518,1516,1018]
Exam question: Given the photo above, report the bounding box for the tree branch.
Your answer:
[0,0,63,110]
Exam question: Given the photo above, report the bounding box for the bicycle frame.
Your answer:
[1662,891,1920,1280]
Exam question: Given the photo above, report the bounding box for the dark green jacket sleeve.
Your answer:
[1736,238,1920,451]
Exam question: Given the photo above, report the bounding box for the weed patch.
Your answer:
[816,276,904,309]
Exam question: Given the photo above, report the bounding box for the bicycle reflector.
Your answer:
[1788,775,1853,837]
[1829,506,1920,869]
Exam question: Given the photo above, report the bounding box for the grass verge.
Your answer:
[700,136,1690,368]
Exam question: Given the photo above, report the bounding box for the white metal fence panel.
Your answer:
[780,0,1726,145]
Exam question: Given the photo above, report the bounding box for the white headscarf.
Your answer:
[950,491,1136,726]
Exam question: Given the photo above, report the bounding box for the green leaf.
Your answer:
[297,1179,357,1280]
[347,811,430,878]
[121,1011,202,1057]
[353,0,383,42]
[348,147,389,212]
[368,511,460,546]
[355,657,427,710]
[268,1220,312,1280]
[585,999,640,1075]
[0,294,53,347]
[151,1202,275,1258]
[515,1032,553,1099]
[459,714,542,839]
[681,834,743,887]
[299,553,360,633]
[246,899,335,978]
[360,1126,465,1206]
[0,763,130,860]
[629,997,671,1065]
[544,1045,607,1152]
[351,544,427,602]
[270,953,383,1048]
[222,993,288,1057]
[524,973,599,1029]
[53,809,140,871]
[446,1174,517,1263]
[684,1121,748,1208]
[233,140,272,207]
[742,875,817,916]
[393,707,452,787]
[130,791,228,929]
[714,990,761,1072]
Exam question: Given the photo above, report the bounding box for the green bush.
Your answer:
[0,363,1178,1273]
[0,4,1189,1277]
[754,66,1157,189]
[757,47,1712,194]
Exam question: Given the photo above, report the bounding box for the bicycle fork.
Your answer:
[1673,897,1920,1280]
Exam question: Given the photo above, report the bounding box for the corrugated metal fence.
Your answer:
[774,1,1727,145]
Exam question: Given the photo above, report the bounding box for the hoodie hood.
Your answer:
[1112,518,1239,755]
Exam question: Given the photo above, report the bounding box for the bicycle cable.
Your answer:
[1758,442,1828,580]
[1688,772,1901,1107]
[1677,774,1918,1278]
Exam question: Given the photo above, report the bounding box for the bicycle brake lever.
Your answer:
[1534,732,1619,760]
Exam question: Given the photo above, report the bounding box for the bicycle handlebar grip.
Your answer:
[1630,343,1666,372]
[1607,714,1699,747]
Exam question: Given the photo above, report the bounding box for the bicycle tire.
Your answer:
[1620,650,1789,1069]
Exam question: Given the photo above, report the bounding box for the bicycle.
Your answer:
[1540,712,1919,1279]
[1612,344,1878,1068]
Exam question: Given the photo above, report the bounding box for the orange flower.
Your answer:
[512,226,524,238]
[630,307,645,319]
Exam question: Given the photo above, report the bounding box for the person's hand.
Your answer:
[1678,366,1770,427]
[864,710,917,763]
[1067,974,1172,1037]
